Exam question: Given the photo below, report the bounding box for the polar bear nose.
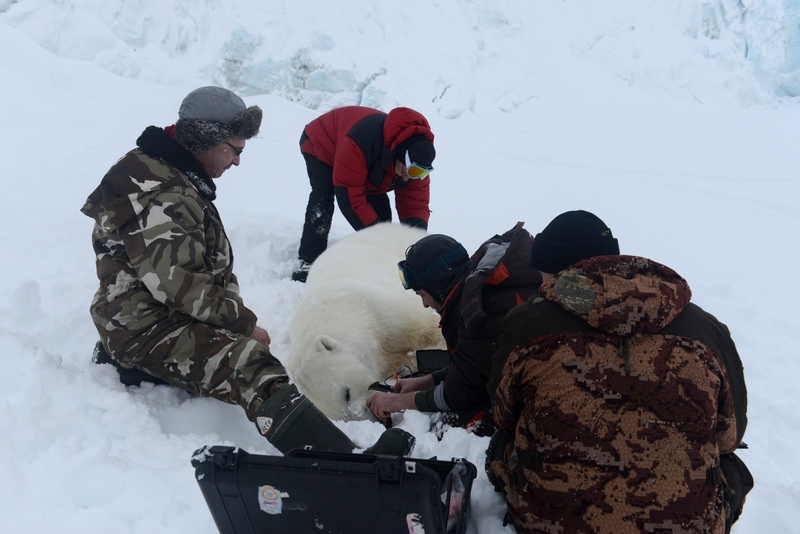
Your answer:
[344,387,351,403]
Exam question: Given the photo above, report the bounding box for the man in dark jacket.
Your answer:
[82,87,413,457]
[487,210,751,534]
[292,106,436,282]
[366,222,542,431]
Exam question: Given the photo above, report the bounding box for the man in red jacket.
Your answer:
[292,106,436,282]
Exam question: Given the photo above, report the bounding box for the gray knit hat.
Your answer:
[174,86,262,153]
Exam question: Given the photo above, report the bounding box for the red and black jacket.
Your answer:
[301,106,433,229]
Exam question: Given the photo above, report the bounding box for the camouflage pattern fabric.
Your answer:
[490,256,738,533]
[81,129,285,419]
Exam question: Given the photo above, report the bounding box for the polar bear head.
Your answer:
[289,333,403,421]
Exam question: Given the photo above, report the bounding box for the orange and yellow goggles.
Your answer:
[405,153,433,180]
[398,263,413,290]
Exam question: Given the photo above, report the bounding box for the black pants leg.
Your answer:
[298,152,335,264]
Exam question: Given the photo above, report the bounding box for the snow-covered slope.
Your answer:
[1,1,799,532]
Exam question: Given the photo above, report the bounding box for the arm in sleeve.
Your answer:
[332,137,379,229]
[395,177,430,226]
[439,337,496,411]
[492,347,525,433]
[123,189,257,335]
[708,317,748,443]
[430,367,449,384]
[488,300,536,404]
[715,367,739,455]
[663,303,748,442]
[414,384,451,412]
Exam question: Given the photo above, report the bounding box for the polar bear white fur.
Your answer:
[284,223,446,421]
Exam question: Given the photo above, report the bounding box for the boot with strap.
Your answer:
[254,383,415,456]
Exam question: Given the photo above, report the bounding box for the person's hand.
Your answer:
[394,374,435,393]
[251,325,271,348]
[366,391,416,423]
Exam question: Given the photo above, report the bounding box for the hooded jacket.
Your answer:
[300,106,433,229]
[81,126,257,362]
[415,222,542,414]
[488,255,747,534]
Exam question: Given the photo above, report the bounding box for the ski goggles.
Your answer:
[398,262,414,290]
[404,152,433,180]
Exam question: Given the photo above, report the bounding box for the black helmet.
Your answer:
[398,234,469,303]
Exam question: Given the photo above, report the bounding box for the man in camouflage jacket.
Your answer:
[487,211,750,534]
[81,86,283,419]
[81,87,414,458]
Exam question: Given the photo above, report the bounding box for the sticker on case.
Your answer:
[258,485,284,515]
[256,416,274,435]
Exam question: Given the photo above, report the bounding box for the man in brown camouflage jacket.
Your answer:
[487,211,750,534]
[82,86,413,457]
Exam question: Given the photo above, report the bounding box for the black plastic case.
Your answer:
[192,445,477,534]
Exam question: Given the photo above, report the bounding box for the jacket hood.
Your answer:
[541,255,691,336]
[455,222,541,330]
[383,107,434,149]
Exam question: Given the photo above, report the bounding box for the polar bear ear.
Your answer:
[314,335,338,354]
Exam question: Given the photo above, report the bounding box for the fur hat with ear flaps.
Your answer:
[174,86,262,153]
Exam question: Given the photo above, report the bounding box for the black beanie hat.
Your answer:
[399,234,469,302]
[397,135,436,168]
[531,210,620,274]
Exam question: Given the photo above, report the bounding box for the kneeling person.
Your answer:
[82,86,412,457]
[487,210,750,533]
[367,222,541,431]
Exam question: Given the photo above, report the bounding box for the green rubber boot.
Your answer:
[255,384,414,456]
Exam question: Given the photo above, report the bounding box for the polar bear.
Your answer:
[284,223,446,421]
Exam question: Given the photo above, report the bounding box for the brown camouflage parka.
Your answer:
[488,255,746,534]
[81,126,284,418]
